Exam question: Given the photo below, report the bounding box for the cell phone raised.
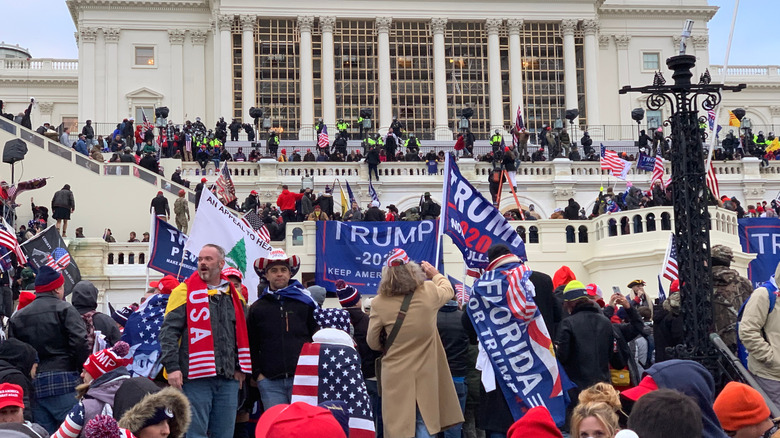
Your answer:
[612,286,621,295]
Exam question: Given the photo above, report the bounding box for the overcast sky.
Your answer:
[2,0,776,65]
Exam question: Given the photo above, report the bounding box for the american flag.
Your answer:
[292,342,375,438]
[215,162,237,204]
[141,109,154,136]
[44,247,71,272]
[706,158,720,200]
[242,211,271,243]
[121,293,167,378]
[318,124,330,149]
[448,275,472,306]
[466,267,483,278]
[661,233,679,282]
[651,156,665,186]
[708,108,716,131]
[0,218,26,264]
[185,133,192,152]
[515,105,525,132]
[505,264,536,321]
[600,144,632,180]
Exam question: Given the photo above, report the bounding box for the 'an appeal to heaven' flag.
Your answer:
[440,154,526,272]
[21,224,81,294]
[184,188,273,300]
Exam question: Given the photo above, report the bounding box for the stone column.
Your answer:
[321,16,337,129]
[104,29,120,122]
[507,19,525,123]
[298,16,315,140]
[377,17,393,133]
[614,35,632,126]
[188,31,208,120]
[561,19,579,124]
[218,14,234,120]
[169,30,186,123]
[486,18,504,133]
[79,27,97,123]
[583,19,600,127]
[241,15,256,122]
[431,18,451,140]
[95,30,106,123]
[692,35,709,78]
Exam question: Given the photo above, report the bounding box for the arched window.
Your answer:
[621,217,630,235]
[139,253,146,264]
[516,226,526,243]
[529,226,539,244]
[566,226,575,243]
[118,253,125,265]
[107,253,114,265]
[646,213,656,232]
[128,252,135,265]
[661,212,672,230]
[578,226,589,243]
[633,215,643,234]
[608,219,618,237]
[292,227,304,246]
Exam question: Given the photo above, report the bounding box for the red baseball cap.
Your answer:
[621,375,658,401]
[255,402,346,438]
[0,383,24,409]
[149,275,180,295]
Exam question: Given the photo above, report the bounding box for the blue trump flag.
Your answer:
[637,152,656,172]
[468,263,572,425]
[440,154,526,272]
[122,293,168,378]
[147,217,197,280]
[738,217,780,287]
[315,221,437,294]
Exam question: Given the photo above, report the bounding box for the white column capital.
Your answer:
[74,31,80,48]
[80,27,98,43]
[431,18,448,34]
[376,17,392,33]
[320,16,336,32]
[692,35,709,49]
[240,15,256,32]
[598,35,610,49]
[297,16,315,33]
[168,29,186,45]
[614,34,631,50]
[217,14,234,30]
[560,19,578,36]
[104,28,120,43]
[582,19,600,36]
[486,18,503,35]
[38,102,54,115]
[770,105,780,117]
[190,30,208,45]
[507,19,524,35]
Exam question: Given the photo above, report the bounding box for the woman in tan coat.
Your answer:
[367,249,464,437]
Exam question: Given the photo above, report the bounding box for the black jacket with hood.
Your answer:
[71,281,121,347]
[0,339,38,421]
[116,384,191,438]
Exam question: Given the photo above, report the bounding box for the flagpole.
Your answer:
[707,0,740,165]
[434,154,449,270]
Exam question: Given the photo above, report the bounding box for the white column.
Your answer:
[188,31,208,120]
[241,15,256,122]
[583,19,601,127]
[169,30,186,123]
[321,16,337,129]
[211,19,220,124]
[614,35,632,126]
[104,29,120,121]
[298,16,315,140]
[79,28,97,123]
[377,17,393,134]
[218,14,234,120]
[507,19,525,121]
[486,18,503,133]
[561,19,578,124]
[95,30,106,123]
[432,18,451,140]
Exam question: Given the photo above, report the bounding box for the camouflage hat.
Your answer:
[711,245,734,265]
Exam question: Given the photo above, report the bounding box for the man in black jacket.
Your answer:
[363,200,385,221]
[8,266,89,433]
[71,280,122,348]
[150,191,170,221]
[437,300,470,438]
[247,250,318,409]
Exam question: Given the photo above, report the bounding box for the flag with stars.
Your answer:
[292,342,375,438]
[121,293,169,378]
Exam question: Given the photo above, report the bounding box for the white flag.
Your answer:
[184,188,273,300]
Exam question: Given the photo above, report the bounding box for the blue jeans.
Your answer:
[33,391,78,434]
[257,376,294,410]
[416,406,434,438]
[442,379,468,438]
[365,379,383,438]
[182,376,239,438]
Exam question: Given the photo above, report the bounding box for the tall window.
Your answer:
[255,19,300,139]
[390,21,434,139]
[445,22,489,138]
[334,20,378,127]
[231,18,242,119]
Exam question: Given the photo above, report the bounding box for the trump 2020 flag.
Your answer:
[21,224,81,295]
[441,154,526,271]
[184,188,273,300]
[292,342,375,437]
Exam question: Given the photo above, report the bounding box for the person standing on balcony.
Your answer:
[51,184,75,237]
[559,129,571,157]
[150,191,170,222]
[82,120,95,147]
[228,119,242,142]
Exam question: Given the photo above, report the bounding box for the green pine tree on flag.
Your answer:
[226,238,247,277]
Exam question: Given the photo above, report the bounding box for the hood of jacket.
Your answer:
[0,339,37,377]
[118,387,191,438]
[552,266,576,290]
[85,368,131,405]
[645,359,728,438]
[71,280,99,314]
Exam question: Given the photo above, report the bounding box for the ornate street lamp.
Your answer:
[619,22,745,370]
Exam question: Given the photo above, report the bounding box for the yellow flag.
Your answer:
[768,138,780,153]
[340,185,348,216]
[728,111,740,127]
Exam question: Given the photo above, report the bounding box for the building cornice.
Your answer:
[598,6,718,20]
[66,0,210,27]
[0,78,78,87]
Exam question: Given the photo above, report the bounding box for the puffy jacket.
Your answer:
[71,281,121,346]
[51,188,75,210]
[739,263,780,381]
[158,280,243,380]
[364,207,385,222]
[247,289,317,380]
[8,293,89,373]
[276,189,303,211]
[82,124,95,140]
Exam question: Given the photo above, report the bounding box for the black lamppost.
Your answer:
[619,23,745,369]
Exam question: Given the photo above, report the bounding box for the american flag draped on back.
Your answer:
[242,211,270,243]
[291,342,375,438]
[216,162,237,204]
[600,144,632,180]
[662,233,679,281]
[651,156,665,185]
[505,264,536,321]
[0,218,26,264]
[318,124,330,149]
